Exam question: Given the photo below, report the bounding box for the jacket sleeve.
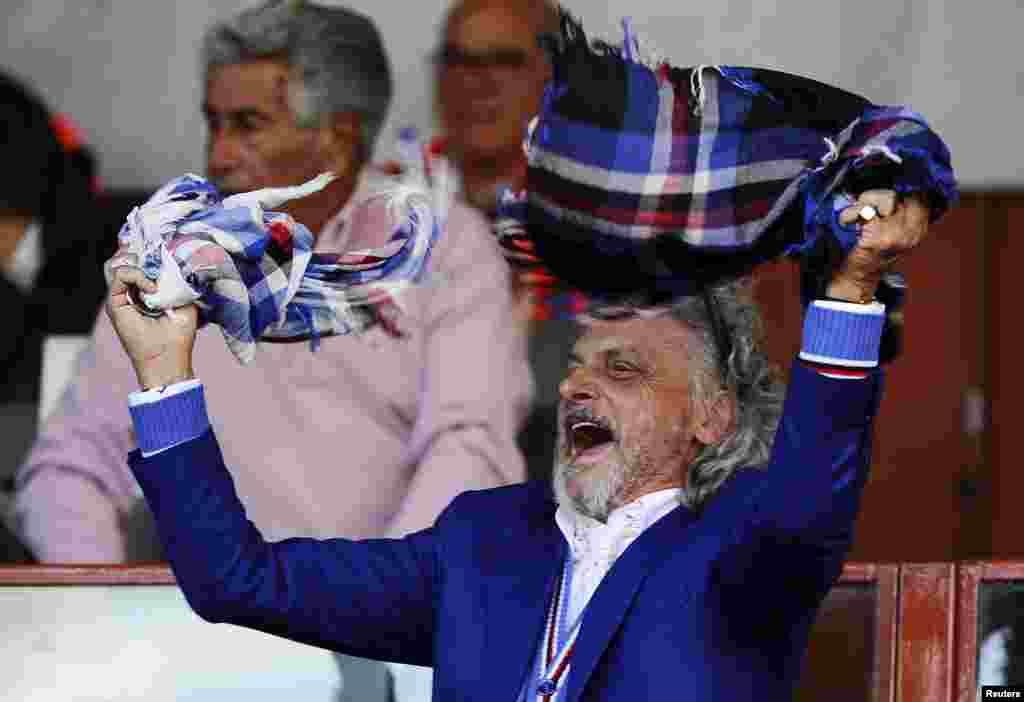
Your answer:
[13,313,142,562]
[383,202,533,537]
[715,302,886,593]
[128,429,442,666]
[757,360,883,545]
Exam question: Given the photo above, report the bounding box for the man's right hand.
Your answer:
[828,190,929,303]
[104,261,198,390]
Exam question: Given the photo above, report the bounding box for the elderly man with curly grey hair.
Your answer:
[99,172,932,700]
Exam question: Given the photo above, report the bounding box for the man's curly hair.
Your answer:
[586,278,785,510]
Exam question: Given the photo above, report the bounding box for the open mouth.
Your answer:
[564,414,616,462]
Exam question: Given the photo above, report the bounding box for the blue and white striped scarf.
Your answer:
[106,134,451,364]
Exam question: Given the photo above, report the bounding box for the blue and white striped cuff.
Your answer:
[128,380,210,457]
[800,300,886,369]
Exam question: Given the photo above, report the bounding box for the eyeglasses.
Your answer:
[432,44,531,71]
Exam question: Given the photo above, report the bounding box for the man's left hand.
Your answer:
[827,190,930,303]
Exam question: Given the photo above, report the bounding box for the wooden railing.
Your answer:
[0,561,1017,700]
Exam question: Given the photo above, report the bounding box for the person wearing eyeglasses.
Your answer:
[432,1,580,498]
[434,0,558,216]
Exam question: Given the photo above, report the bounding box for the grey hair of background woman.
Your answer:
[201,0,393,157]
[588,279,786,510]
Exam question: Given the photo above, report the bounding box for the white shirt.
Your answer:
[555,488,684,626]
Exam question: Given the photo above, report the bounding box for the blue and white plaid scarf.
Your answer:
[521,11,958,303]
[107,133,451,364]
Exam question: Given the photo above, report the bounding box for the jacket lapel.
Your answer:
[480,484,567,702]
[565,503,699,702]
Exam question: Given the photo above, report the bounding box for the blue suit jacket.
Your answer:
[130,362,883,701]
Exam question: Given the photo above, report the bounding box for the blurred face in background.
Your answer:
[436,1,552,166]
[203,59,325,194]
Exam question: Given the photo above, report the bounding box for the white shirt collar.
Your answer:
[555,487,684,561]
[553,488,684,627]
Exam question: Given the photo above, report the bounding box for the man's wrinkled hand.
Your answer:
[828,190,930,302]
[104,258,198,390]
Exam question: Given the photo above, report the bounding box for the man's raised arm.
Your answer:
[761,190,931,541]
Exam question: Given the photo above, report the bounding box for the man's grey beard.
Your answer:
[552,456,628,524]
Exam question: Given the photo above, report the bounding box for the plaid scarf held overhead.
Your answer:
[519,11,958,304]
[108,133,451,364]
